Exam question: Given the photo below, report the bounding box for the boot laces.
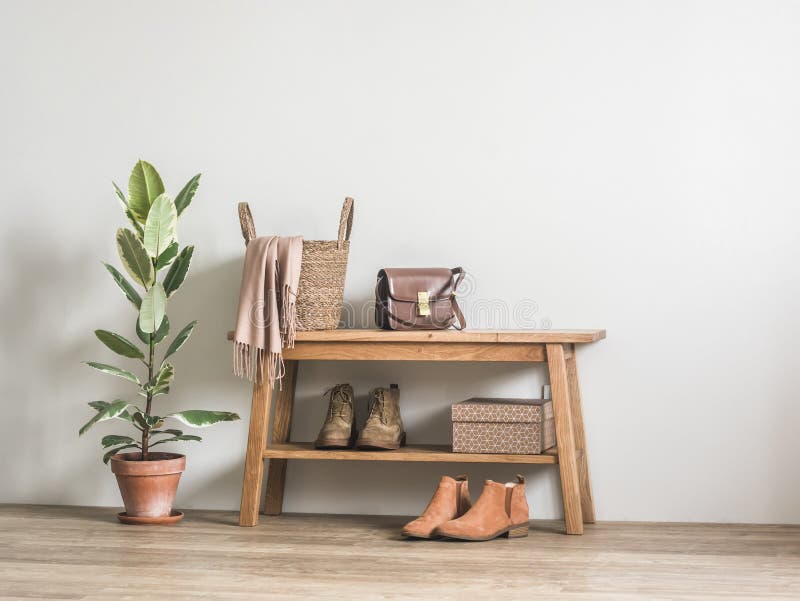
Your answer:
[367,388,389,425]
[325,385,352,419]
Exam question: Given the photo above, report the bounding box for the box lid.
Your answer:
[451,398,553,423]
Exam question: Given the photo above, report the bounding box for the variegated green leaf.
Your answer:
[114,182,144,238]
[145,413,165,428]
[101,434,138,448]
[162,320,197,363]
[94,330,144,359]
[103,444,140,464]
[143,193,177,258]
[132,411,165,431]
[103,262,141,308]
[125,209,144,239]
[150,362,174,393]
[136,314,169,345]
[151,429,183,437]
[174,173,201,216]
[132,411,148,430]
[150,434,202,447]
[116,228,154,288]
[128,160,164,223]
[163,245,193,297]
[79,400,131,435]
[88,400,137,423]
[167,410,240,427]
[155,241,179,270]
[83,362,140,385]
[113,181,128,208]
[138,283,166,334]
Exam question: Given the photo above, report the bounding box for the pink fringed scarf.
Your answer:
[233,235,303,384]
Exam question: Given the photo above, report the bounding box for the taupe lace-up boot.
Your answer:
[356,384,406,450]
[314,384,357,449]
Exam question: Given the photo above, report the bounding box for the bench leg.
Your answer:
[547,343,584,534]
[239,377,273,526]
[566,345,596,523]
[264,360,299,515]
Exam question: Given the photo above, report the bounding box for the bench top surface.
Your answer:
[227,329,605,343]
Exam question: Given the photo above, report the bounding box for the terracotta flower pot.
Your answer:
[110,452,186,519]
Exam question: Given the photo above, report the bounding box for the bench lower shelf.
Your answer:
[262,442,559,464]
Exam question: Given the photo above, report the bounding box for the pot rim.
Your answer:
[110,452,186,476]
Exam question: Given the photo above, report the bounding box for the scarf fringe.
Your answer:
[281,283,297,349]
[232,235,301,388]
[233,341,286,388]
[231,284,295,387]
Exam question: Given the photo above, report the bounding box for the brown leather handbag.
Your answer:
[375,267,467,330]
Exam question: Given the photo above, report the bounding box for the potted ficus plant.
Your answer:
[79,160,239,524]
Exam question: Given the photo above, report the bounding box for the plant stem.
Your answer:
[141,336,155,461]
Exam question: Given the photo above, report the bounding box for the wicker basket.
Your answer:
[238,198,354,330]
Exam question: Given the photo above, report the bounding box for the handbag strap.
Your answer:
[450,267,467,330]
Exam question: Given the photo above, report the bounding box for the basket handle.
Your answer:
[337,197,354,249]
[241,199,352,248]
[238,202,256,246]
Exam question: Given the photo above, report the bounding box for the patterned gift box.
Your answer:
[451,398,556,454]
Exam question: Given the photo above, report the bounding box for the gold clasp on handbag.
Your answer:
[417,291,431,316]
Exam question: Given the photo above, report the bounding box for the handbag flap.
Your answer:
[381,268,454,303]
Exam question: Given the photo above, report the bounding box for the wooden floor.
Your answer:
[1,505,799,600]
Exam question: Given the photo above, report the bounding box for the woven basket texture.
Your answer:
[238,197,354,331]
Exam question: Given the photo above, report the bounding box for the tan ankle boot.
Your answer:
[401,475,471,539]
[356,385,405,450]
[434,475,529,541]
[314,384,357,449]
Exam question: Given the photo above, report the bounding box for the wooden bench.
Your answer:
[228,328,605,534]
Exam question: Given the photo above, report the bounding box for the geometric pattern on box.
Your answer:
[452,398,556,455]
[451,397,554,423]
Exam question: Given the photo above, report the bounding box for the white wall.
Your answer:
[2,0,799,523]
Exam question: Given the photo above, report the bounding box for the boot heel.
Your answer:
[400,432,407,447]
[507,524,529,538]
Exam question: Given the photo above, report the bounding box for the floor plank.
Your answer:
[1,505,798,600]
